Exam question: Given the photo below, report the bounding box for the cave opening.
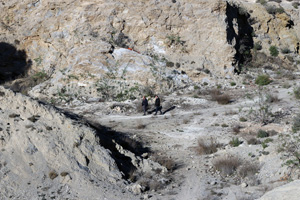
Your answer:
[0,42,32,83]
[225,2,254,74]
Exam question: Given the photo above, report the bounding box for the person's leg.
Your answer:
[159,106,163,114]
[154,106,158,115]
[143,106,146,115]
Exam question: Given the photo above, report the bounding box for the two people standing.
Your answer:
[142,95,163,116]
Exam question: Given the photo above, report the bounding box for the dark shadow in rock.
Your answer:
[57,109,151,180]
[0,42,32,83]
[163,106,176,115]
[225,3,254,73]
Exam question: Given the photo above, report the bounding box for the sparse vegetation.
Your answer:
[151,154,176,172]
[293,87,300,99]
[239,117,247,122]
[256,0,267,5]
[253,42,262,51]
[229,137,242,147]
[257,129,269,138]
[49,170,58,180]
[292,2,299,9]
[210,89,231,105]
[255,74,272,86]
[196,137,220,155]
[166,34,184,46]
[265,92,279,103]
[247,137,261,145]
[266,5,285,15]
[249,89,273,124]
[292,114,300,133]
[269,45,279,57]
[237,161,259,179]
[213,155,241,176]
[33,71,49,82]
[232,124,241,135]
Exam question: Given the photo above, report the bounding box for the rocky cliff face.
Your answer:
[0,86,131,199]
[1,0,299,102]
[1,0,300,199]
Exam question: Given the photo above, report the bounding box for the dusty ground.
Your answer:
[59,73,300,200]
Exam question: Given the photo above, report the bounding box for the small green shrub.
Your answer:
[229,137,242,147]
[269,0,282,3]
[33,71,48,82]
[247,137,261,145]
[255,74,272,86]
[264,138,273,143]
[292,2,299,9]
[230,82,236,86]
[253,42,262,51]
[239,117,247,122]
[261,142,268,149]
[292,114,300,133]
[294,87,300,99]
[269,45,279,57]
[221,123,229,128]
[197,137,220,155]
[257,129,269,138]
[256,0,267,5]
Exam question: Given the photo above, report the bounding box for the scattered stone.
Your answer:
[49,170,58,180]
[130,184,145,195]
[60,172,69,177]
[141,153,148,158]
[210,181,217,185]
[241,182,248,188]
[9,113,20,118]
[28,115,40,123]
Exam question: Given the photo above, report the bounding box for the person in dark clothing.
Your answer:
[154,95,163,115]
[142,96,148,115]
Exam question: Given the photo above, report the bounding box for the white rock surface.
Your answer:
[258,180,300,200]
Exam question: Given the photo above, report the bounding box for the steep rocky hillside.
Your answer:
[0,0,299,104]
[1,0,300,199]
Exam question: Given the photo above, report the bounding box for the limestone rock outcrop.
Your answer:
[1,0,299,103]
[258,180,300,200]
[0,86,137,199]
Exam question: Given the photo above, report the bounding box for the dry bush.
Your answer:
[232,124,241,135]
[211,91,231,105]
[138,175,168,191]
[183,118,190,124]
[247,137,261,145]
[136,123,146,129]
[213,155,241,176]
[136,120,147,129]
[151,154,176,172]
[181,103,192,110]
[237,162,259,178]
[49,170,58,180]
[210,89,221,101]
[265,93,280,103]
[225,110,238,115]
[196,137,220,155]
